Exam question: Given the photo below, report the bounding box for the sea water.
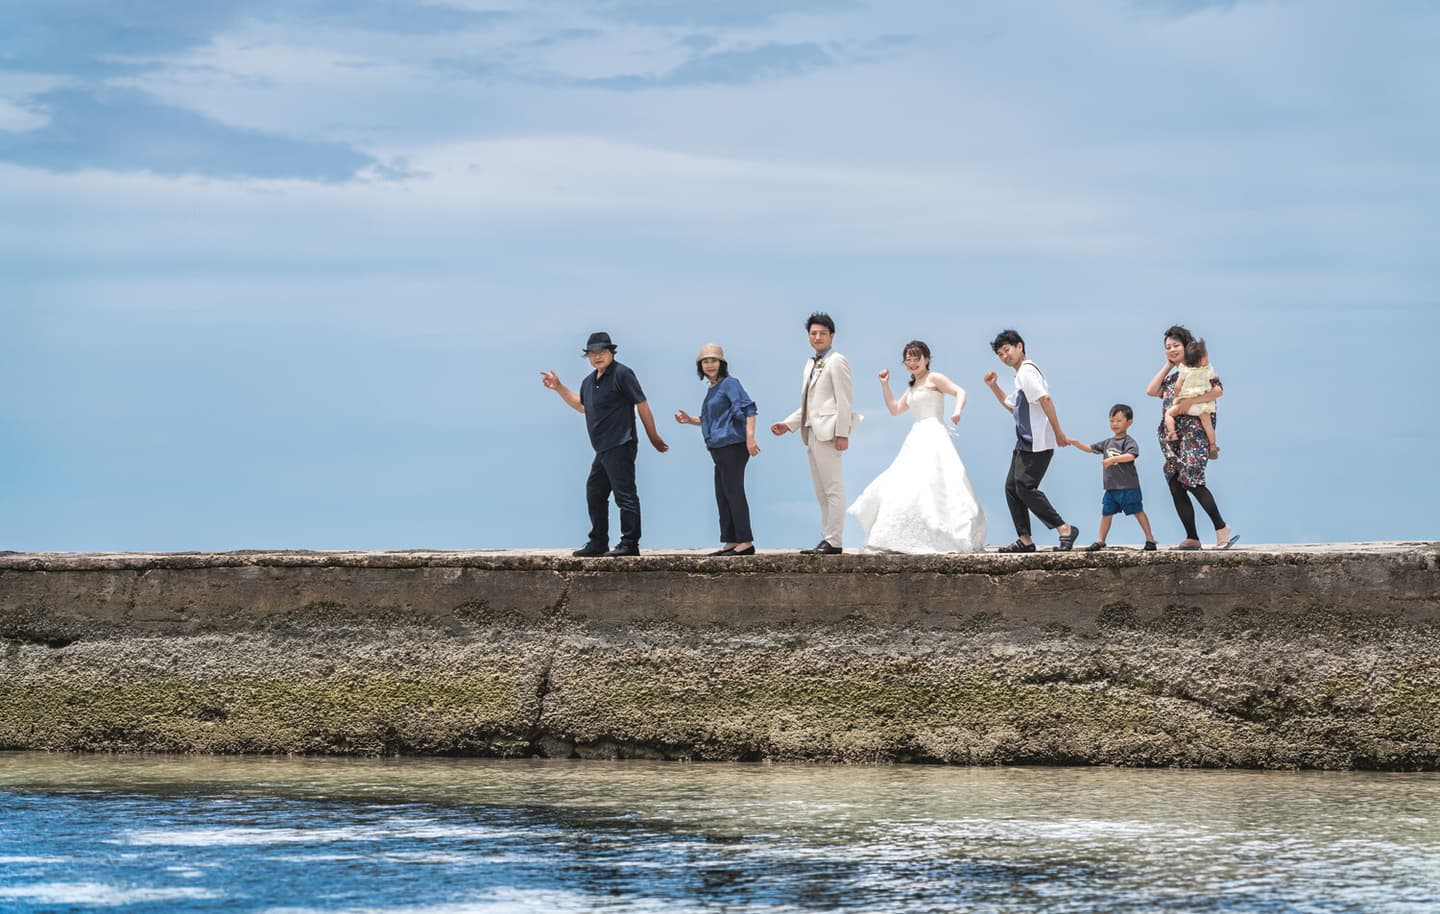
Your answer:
[1,753,1437,913]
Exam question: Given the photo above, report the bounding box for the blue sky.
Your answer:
[3,0,1437,551]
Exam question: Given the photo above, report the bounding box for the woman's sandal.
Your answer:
[1056,526,1081,552]
[997,539,1036,553]
[1084,541,1107,552]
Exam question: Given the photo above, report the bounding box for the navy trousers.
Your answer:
[709,442,753,544]
[585,441,640,547]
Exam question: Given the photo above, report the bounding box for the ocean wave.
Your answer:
[0,882,220,906]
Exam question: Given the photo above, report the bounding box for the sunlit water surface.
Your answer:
[1,753,1437,913]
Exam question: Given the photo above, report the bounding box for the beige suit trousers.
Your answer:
[806,435,846,547]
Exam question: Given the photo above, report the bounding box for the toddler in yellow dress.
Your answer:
[1163,338,1219,459]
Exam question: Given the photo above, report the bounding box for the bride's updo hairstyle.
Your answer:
[903,340,931,387]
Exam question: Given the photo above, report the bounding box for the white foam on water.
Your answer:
[0,856,66,864]
[259,888,682,914]
[122,821,530,847]
[123,826,363,846]
[258,886,807,914]
[0,882,220,906]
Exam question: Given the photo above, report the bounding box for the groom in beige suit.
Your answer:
[771,311,858,554]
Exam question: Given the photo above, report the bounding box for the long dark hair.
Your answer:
[903,340,931,388]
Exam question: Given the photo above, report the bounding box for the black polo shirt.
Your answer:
[580,361,646,452]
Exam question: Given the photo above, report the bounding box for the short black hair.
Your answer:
[696,360,730,381]
[805,311,835,334]
[1109,403,1133,421]
[1164,325,1194,348]
[990,329,1024,353]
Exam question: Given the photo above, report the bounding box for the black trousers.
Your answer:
[1005,448,1065,537]
[709,443,753,544]
[585,442,640,547]
[1168,476,1226,541]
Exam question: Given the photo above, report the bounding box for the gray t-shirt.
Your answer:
[1091,434,1141,491]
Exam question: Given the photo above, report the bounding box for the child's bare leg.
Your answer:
[1200,412,1219,458]
[1134,511,1156,543]
[1096,514,1113,544]
[1163,411,1178,441]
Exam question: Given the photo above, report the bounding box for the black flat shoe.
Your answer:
[1056,526,1081,552]
[572,543,608,557]
[726,545,756,556]
[603,543,640,557]
[997,539,1036,553]
[801,540,842,555]
[708,547,736,556]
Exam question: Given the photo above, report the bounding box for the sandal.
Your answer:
[997,539,1036,553]
[1143,541,1157,551]
[1172,542,1202,551]
[1057,526,1081,552]
[1084,541,1107,552]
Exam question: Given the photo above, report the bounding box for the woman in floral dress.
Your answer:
[1145,325,1238,550]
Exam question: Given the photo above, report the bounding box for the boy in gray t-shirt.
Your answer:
[1066,404,1157,551]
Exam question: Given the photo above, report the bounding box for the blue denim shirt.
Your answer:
[700,376,757,449]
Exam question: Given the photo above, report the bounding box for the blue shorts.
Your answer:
[1102,488,1144,517]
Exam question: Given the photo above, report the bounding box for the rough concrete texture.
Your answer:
[2,544,1437,768]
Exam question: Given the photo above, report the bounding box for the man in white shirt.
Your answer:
[983,329,1079,553]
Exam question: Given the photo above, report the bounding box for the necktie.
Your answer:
[800,358,817,431]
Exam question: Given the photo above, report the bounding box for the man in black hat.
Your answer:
[541,332,668,556]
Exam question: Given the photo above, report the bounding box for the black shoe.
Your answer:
[1143,541,1158,551]
[800,540,842,555]
[1056,526,1080,552]
[572,542,608,557]
[708,547,736,556]
[1084,541,1107,552]
[997,539,1036,553]
[603,543,640,557]
[726,545,756,556]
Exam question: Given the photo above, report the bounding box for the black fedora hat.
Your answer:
[583,331,618,353]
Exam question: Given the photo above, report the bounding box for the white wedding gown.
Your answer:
[847,384,987,553]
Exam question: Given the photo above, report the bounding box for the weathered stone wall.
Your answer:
[2,545,1437,768]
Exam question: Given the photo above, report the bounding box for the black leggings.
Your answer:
[1168,476,1225,541]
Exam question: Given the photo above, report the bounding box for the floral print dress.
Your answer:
[1158,369,1222,488]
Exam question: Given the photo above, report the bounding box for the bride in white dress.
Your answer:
[848,340,987,553]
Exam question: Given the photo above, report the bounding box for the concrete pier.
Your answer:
[2,543,1437,768]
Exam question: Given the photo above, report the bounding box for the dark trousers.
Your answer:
[585,442,640,547]
[709,443,753,544]
[1168,476,1225,541]
[1005,447,1065,537]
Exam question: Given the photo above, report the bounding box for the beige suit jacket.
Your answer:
[783,351,859,444]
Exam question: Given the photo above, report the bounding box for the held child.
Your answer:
[1164,338,1220,459]
[1067,404,1157,551]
